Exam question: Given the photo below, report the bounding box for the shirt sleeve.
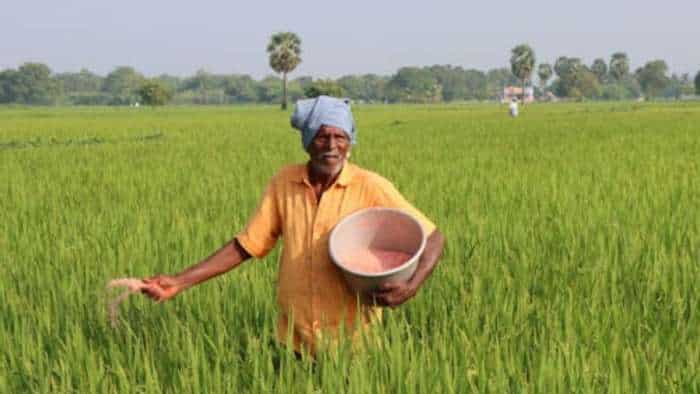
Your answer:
[371,176,437,236]
[235,176,282,258]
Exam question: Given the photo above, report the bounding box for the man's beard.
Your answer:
[310,155,349,178]
[312,160,343,177]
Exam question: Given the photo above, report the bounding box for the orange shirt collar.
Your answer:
[295,162,355,187]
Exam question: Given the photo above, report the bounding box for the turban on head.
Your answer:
[290,95,356,149]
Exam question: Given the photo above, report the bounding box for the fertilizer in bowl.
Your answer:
[330,207,426,293]
[343,247,413,274]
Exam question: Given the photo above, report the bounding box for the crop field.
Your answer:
[1,103,699,393]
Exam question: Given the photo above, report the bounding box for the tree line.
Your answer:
[507,44,697,102]
[1,47,698,106]
[0,63,520,106]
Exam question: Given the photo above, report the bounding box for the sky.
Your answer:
[2,0,699,79]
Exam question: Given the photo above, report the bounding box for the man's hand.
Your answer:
[370,280,418,308]
[367,229,446,308]
[141,239,252,303]
[141,275,183,302]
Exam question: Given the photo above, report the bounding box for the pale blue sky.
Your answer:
[3,0,698,78]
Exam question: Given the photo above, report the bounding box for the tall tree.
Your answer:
[574,68,602,99]
[635,60,670,98]
[554,57,569,79]
[257,76,283,103]
[695,71,700,95]
[55,68,103,93]
[155,74,182,92]
[137,79,174,106]
[553,57,591,98]
[609,52,630,82]
[55,69,107,105]
[183,69,213,104]
[343,74,388,103]
[537,63,553,92]
[664,73,685,99]
[428,65,467,101]
[591,58,608,82]
[510,44,536,102]
[7,63,62,104]
[266,32,302,110]
[337,75,364,100]
[0,69,20,103]
[224,75,259,103]
[102,66,144,105]
[386,67,440,103]
[463,69,488,100]
[677,73,694,96]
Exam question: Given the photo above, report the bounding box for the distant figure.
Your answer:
[509,98,519,117]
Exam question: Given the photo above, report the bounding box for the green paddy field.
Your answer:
[1,103,698,393]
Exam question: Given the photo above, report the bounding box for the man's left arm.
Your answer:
[373,229,445,308]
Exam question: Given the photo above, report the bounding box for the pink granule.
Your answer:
[342,248,413,273]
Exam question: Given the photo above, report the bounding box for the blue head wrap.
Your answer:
[290,95,356,149]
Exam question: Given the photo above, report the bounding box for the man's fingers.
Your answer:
[371,292,395,308]
[141,283,166,301]
[370,284,413,308]
[145,275,178,289]
[376,282,401,293]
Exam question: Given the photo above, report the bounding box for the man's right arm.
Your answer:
[143,171,283,302]
[142,238,251,302]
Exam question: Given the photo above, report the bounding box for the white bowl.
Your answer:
[329,207,426,294]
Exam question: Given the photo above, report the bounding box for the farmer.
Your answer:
[142,96,445,355]
[509,97,519,117]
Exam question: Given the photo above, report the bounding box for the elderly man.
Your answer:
[142,96,445,355]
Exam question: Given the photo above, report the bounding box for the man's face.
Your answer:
[307,125,351,177]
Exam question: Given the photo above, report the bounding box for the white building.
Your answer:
[502,86,534,103]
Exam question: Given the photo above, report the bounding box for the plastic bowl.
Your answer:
[329,207,426,294]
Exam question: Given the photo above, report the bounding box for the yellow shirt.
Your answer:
[236,162,436,354]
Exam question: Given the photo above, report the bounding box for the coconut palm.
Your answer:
[267,32,302,110]
[510,44,536,103]
[609,52,630,82]
[537,63,553,94]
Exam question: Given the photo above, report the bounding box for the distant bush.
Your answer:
[137,80,174,106]
[304,79,344,98]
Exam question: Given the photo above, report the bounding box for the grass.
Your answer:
[0,102,698,393]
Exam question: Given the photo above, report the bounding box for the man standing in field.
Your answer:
[509,97,519,117]
[141,96,445,355]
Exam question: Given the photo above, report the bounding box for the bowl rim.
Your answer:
[328,207,427,278]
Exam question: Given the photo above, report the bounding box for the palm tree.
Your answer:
[553,57,584,97]
[510,44,536,103]
[609,52,630,82]
[267,32,302,110]
[591,58,608,83]
[537,63,553,94]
